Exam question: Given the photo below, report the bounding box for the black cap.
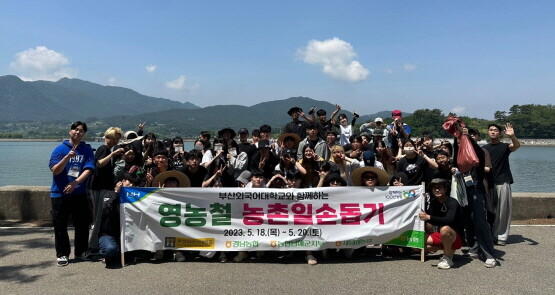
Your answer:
[281,148,296,157]
[287,107,303,115]
[258,139,271,149]
[238,128,249,135]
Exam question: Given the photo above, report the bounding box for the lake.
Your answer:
[0,141,553,192]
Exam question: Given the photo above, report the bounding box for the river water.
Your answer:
[0,141,553,192]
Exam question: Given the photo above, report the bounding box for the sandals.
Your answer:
[306,254,318,265]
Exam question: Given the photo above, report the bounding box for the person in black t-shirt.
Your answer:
[419,178,464,269]
[483,123,520,246]
[179,150,208,187]
[88,127,125,253]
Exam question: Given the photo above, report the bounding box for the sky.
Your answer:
[1,1,554,119]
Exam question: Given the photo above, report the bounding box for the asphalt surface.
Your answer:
[1,226,554,295]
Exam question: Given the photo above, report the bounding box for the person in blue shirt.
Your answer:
[49,121,95,267]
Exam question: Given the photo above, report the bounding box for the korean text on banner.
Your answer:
[120,186,425,252]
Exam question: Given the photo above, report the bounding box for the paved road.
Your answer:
[1,226,554,295]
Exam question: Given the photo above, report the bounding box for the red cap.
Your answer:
[392,110,402,119]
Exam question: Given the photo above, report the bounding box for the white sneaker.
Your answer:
[484,258,497,268]
[56,256,69,267]
[437,255,454,269]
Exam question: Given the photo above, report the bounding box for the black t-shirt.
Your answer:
[249,151,280,179]
[284,120,308,140]
[91,145,116,190]
[238,142,256,156]
[180,165,208,187]
[396,155,429,185]
[426,197,464,235]
[317,119,337,139]
[483,142,513,184]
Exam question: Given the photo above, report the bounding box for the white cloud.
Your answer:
[384,68,394,74]
[403,63,417,71]
[451,106,467,115]
[298,37,369,82]
[165,75,187,89]
[146,65,157,73]
[107,77,117,86]
[9,46,76,81]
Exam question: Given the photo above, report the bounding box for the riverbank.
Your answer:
[1,186,554,222]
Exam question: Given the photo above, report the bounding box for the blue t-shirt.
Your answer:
[49,140,95,197]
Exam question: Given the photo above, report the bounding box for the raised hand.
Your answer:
[504,123,515,137]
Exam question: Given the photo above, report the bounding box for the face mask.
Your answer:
[194,145,203,151]
[403,147,415,154]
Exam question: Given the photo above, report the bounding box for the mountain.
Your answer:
[104,96,400,137]
[0,75,199,122]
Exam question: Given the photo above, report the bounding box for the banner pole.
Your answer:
[421,182,426,262]
[119,190,126,268]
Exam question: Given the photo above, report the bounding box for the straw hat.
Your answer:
[121,130,144,145]
[152,170,191,188]
[277,133,301,149]
[351,167,389,186]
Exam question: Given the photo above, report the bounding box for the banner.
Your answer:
[120,186,425,252]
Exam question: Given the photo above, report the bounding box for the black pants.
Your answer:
[463,187,497,260]
[51,194,90,258]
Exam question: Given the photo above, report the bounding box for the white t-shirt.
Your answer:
[339,124,353,146]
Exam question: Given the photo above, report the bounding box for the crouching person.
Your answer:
[98,171,143,268]
[418,178,464,269]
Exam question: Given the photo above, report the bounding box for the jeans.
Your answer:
[99,235,119,259]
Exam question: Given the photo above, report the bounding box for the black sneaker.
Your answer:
[75,251,92,261]
[57,256,69,267]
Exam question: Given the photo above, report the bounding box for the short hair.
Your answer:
[350,135,363,143]
[71,121,87,132]
[186,149,202,160]
[259,124,272,133]
[401,138,415,147]
[173,136,184,144]
[153,147,169,157]
[104,127,122,139]
[122,171,143,187]
[434,149,450,159]
[306,122,319,130]
[316,109,326,116]
[421,132,433,141]
[488,123,503,131]
[252,129,261,137]
[338,114,347,120]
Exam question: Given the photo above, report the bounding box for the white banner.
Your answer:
[120,186,425,252]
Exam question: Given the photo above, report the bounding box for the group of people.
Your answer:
[49,105,520,269]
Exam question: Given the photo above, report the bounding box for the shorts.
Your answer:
[430,231,462,250]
